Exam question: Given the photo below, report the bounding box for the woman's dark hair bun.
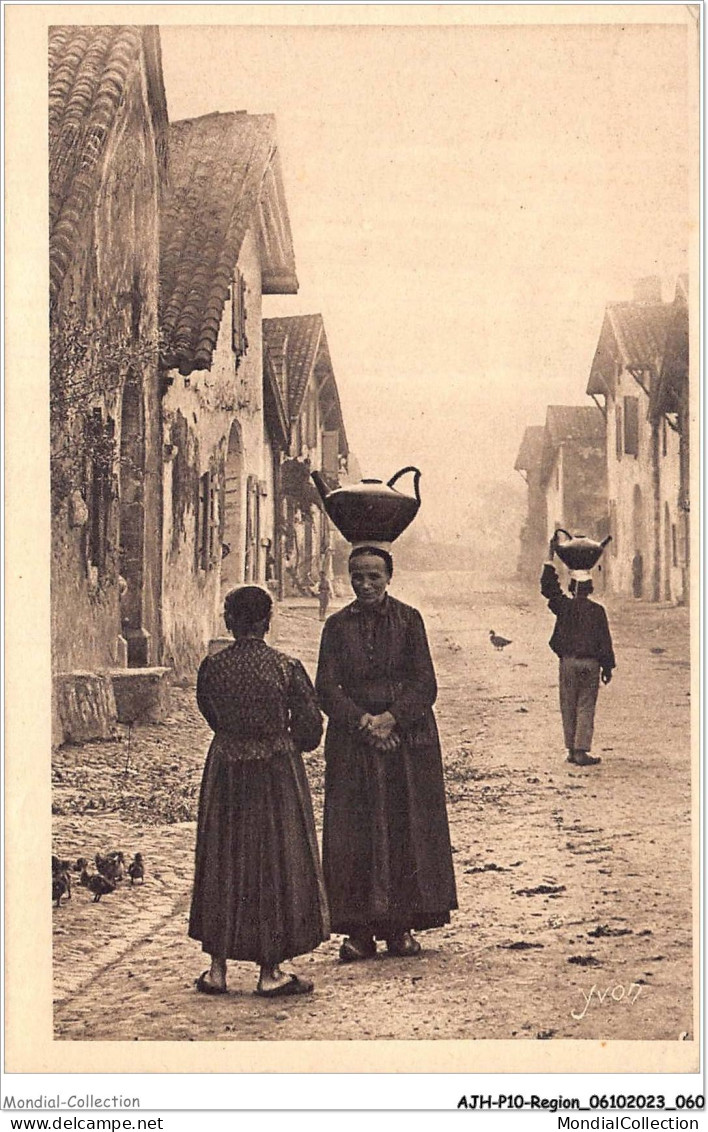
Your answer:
[224,585,273,630]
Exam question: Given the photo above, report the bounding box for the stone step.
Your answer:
[53,672,118,746]
[109,667,173,725]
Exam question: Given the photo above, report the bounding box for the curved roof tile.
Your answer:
[159,112,277,374]
[48,25,167,307]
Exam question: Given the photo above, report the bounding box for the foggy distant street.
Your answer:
[52,571,692,1042]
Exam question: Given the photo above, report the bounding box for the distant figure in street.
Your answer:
[317,570,332,622]
[316,546,457,962]
[264,539,276,582]
[541,553,615,767]
[632,551,644,599]
[189,586,329,998]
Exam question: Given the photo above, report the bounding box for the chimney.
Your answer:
[633,276,662,304]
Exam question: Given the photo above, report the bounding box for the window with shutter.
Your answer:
[309,392,319,449]
[245,474,259,581]
[623,396,639,456]
[322,430,339,479]
[615,404,623,460]
[197,471,210,571]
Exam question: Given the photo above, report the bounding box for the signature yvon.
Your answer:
[572,982,643,1020]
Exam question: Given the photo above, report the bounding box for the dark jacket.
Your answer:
[541,563,616,671]
[315,594,438,735]
[315,594,457,935]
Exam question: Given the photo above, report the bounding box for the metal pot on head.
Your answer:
[552,528,612,572]
[311,467,422,545]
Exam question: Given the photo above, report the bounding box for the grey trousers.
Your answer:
[558,657,601,752]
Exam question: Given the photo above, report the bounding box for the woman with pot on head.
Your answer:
[189,585,329,998]
[316,545,458,962]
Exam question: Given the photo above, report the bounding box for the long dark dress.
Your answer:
[316,594,457,937]
[188,639,330,966]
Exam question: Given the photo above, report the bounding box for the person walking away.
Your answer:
[316,546,457,962]
[189,585,329,998]
[317,570,333,622]
[541,553,615,767]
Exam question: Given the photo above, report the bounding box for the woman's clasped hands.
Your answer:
[357,711,400,752]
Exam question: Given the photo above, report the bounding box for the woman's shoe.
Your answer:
[339,936,377,962]
[255,974,314,998]
[195,971,228,995]
[386,931,421,957]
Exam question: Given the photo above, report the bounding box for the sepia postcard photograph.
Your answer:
[3,1,701,1080]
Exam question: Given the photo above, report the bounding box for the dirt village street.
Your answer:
[51,570,693,1043]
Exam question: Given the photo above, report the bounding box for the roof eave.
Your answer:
[258,148,298,296]
[263,358,290,449]
[586,369,610,397]
[262,271,299,295]
[141,27,170,188]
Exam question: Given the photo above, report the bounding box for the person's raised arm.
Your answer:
[540,561,570,614]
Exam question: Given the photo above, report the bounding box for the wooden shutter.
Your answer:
[322,430,339,478]
[623,396,639,456]
[197,471,210,571]
[245,475,258,581]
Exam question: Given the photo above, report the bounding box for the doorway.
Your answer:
[119,370,148,665]
[221,422,244,597]
[632,484,644,599]
[664,502,672,602]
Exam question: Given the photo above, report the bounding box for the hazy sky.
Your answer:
[161,15,692,541]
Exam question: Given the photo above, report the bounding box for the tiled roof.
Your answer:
[655,276,689,415]
[587,300,673,395]
[160,113,278,374]
[607,302,672,370]
[514,425,545,473]
[263,315,325,419]
[49,25,167,307]
[262,315,348,454]
[545,405,606,447]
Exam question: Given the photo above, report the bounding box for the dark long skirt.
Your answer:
[322,724,458,937]
[188,739,330,966]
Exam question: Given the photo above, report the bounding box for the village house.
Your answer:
[538,406,608,585]
[159,111,298,676]
[262,315,349,596]
[586,278,678,601]
[49,26,169,741]
[514,425,548,581]
[650,275,690,603]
